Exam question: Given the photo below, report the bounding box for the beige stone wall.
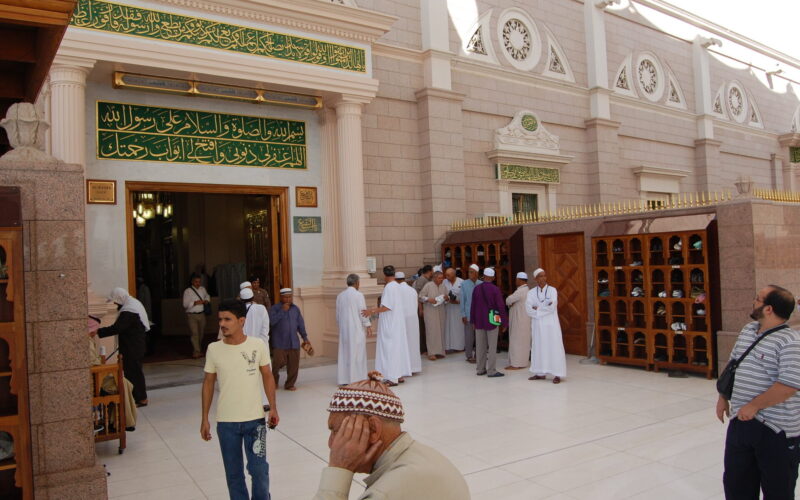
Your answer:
[358,0,422,49]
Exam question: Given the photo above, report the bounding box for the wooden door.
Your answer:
[539,233,588,355]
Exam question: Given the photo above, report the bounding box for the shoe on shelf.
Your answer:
[630,260,643,266]
[631,287,644,297]
[690,270,704,283]
[598,278,609,284]
[658,290,668,298]
[656,306,667,316]
[692,240,703,250]
[599,289,611,297]
[673,241,683,251]
[613,246,623,253]
[690,287,705,298]
[672,289,684,298]
[617,333,628,343]
[670,322,687,332]
[668,256,683,265]
[694,293,707,304]
[696,308,706,316]
[633,336,645,345]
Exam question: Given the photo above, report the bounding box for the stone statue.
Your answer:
[0,102,55,163]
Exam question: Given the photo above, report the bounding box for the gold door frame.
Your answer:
[125,181,291,299]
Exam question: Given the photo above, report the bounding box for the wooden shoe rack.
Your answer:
[592,230,714,378]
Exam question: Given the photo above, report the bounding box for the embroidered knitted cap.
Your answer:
[327,371,405,422]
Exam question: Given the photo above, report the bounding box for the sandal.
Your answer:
[553,377,562,384]
[528,375,545,381]
[428,355,437,361]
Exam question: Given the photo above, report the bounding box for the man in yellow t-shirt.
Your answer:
[201,299,279,500]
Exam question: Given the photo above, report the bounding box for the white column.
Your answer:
[584,0,612,120]
[420,0,452,90]
[49,57,95,165]
[693,36,720,139]
[320,106,344,284]
[335,96,370,276]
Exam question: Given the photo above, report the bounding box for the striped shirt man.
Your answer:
[729,321,800,437]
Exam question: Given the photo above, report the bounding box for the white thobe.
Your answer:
[506,284,531,368]
[525,285,567,378]
[244,302,270,404]
[336,287,371,385]
[443,278,465,351]
[375,281,412,383]
[398,282,422,373]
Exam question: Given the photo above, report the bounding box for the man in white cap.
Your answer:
[396,271,422,374]
[269,288,313,390]
[363,266,412,386]
[240,286,271,409]
[459,264,480,363]
[505,271,531,370]
[336,274,373,386]
[469,268,508,377]
[526,268,567,383]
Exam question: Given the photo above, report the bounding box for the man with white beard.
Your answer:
[396,272,422,374]
[363,266,411,386]
[336,274,373,386]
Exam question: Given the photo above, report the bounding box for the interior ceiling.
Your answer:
[0,0,76,152]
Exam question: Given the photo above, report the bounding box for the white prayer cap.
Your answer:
[469,264,480,272]
[396,271,405,279]
[280,288,293,295]
[483,268,495,277]
[433,265,442,272]
[240,288,254,300]
[533,268,545,278]
[516,272,528,280]
[239,281,252,289]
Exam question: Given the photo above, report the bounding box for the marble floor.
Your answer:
[97,353,761,499]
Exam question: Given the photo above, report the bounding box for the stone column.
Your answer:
[320,106,344,286]
[694,138,722,192]
[335,97,370,277]
[416,88,465,262]
[585,118,621,203]
[584,0,613,120]
[48,57,95,165]
[692,37,722,192]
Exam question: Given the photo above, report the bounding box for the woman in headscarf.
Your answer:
[91,288,150,406]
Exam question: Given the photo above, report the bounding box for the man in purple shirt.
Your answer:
[269,288,312,391]
[469,268,508,378]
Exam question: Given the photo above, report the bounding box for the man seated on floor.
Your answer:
[313,371,470,499]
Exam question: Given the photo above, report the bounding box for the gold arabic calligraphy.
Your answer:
[97,101,307,169]
[70,0,367,73]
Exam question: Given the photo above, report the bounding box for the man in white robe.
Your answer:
[526,268,567,383]
[363,266,411,386]
[336,274,373,386]
[396,272,422,374]
[505,272,531,370]
[239,287,272,407]
[443,268,465,352]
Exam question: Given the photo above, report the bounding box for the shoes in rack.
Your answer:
[654,353,668,362]
[633,335,646,345]
[692,240,703,250]
[651,240,663,252]
[690,270,704,283]
[598,278,609,284]
[617,332,628,343]
[630,260,643,266]
[656,306,667,316]
[668,256,684,265]
[672,289,684,298]
[658,290,668,298]
[670,322,688,332]
[694,293,707,304]
[673,241,683,251]
[690,287,705,298]
[599,289,611,297]
[613,246,624,253]
[631,287,644,297]
[696,308,706,316]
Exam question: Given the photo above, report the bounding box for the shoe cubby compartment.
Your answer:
[476,244,486,267]
[631,300,646,328]
[648,237,665,265]
[599,329,612,356]
[650,269,665,297]
[612,239,626,266]
[632,332,647,360]
[598,300,611,326]
[594,228,715,378]
[614,300,628,327]
[614,269,627,297]
[629,238,643,266]
[688,233,705,264]
[652,301,667,330]
[595,240,609,267]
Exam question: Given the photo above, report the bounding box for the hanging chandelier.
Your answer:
[132,192,173,227]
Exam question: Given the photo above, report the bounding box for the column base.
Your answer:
[35,465,108,500]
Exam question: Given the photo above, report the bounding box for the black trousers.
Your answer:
[122,353,148,402]
[724,418,800,500]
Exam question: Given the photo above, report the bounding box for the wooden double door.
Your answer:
[538,233,588,356]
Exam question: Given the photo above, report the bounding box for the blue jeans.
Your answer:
[217,418,270,500]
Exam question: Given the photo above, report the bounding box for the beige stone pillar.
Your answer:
[334,97,370,277]
[585,118,621,203]
[49,57,94,165]
[320,107,344,286]
[415,88,465,263]
[694,138,722,192]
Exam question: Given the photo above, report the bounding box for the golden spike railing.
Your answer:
[449,188,755,231]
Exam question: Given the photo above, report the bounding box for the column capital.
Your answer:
[332,94,370,109]
[49,57,95,85]
[51,55,96,72]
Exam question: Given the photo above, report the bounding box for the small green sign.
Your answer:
[293,216,321,233]
[521,114,538,132]
[791,147,800,163]
[496,164,559,183]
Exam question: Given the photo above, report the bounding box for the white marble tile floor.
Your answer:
[96,353,794,499]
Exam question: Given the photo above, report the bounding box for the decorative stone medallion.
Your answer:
[521,114,539,132]
[637,59,658,95]
[728,87,744,118]
[634,53,664,102]
[502,19,531,61]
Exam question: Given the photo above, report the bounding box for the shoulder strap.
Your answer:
[191,287,204,301]
[734,324,787,366]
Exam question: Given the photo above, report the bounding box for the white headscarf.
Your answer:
[109,287,150,332]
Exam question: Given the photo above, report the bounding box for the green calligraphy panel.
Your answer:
[497,164,560,184]
[97,101,307,169]
[70,0,367,73]
[293,216,322,233]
